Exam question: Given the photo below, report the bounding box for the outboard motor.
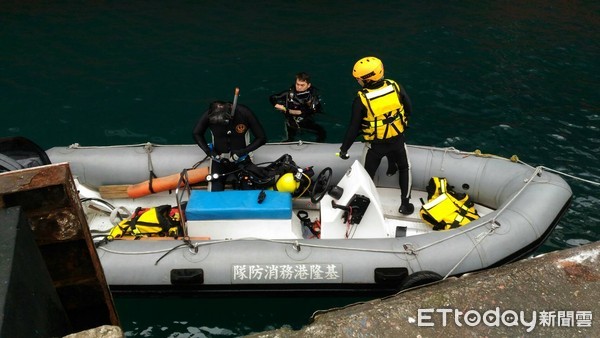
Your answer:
[0,137,51,173]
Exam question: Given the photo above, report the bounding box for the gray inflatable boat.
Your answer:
[46,141,572,294]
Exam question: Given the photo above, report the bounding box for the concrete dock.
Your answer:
[248,241,600,337]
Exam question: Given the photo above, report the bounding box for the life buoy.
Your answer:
[127,167,209,199]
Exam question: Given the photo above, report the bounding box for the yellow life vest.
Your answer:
[358,79,407,141]
[419,177,479,231]
[108,205,181,238]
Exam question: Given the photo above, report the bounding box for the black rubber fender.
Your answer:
[399,270,443,290]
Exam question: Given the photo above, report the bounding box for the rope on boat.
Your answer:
[154,238,195,265]
[67,142,177,149]
[404,147,599,278]
[404,163,595,278]
[144,142,154,171]
[412,144,600,187]
[92,163,594,265]
[97,237,417,257]
[540,166,600,186]
[442,222,500,280]
[405,166,545,255]
[186,238,410,254]
[86,144,600,276]
[66,140,322,149]
[97,246,176,255]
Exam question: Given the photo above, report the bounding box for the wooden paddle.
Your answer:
[98,185,130,199]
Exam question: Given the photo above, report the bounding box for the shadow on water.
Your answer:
[115,293,374,337]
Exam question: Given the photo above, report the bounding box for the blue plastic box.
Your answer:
[185,190,292,220]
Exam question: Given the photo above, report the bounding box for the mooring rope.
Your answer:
[540,166,600,186]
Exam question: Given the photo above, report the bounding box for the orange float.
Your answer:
[127,167,209,198]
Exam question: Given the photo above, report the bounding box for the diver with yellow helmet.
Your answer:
[339,56,414,215]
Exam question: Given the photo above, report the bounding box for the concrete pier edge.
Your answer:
[247,241,600,337]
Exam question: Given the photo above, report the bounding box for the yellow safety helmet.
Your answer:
[352,56,384,82]
[276,173,299,193]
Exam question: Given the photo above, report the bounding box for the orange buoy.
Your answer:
[127,167,209,198]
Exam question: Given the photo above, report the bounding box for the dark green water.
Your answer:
[2,1,599,336]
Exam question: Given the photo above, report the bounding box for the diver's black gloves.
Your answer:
[338,150,350,160]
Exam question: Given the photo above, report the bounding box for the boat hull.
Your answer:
[46,142,572,293]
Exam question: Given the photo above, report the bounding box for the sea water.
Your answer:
[2,1,598,336]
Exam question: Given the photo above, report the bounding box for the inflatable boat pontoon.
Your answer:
[44,141,572,294]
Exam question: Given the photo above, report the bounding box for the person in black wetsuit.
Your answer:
[193,100,267,191]
[269,72,327,142]
[338,56,415,215]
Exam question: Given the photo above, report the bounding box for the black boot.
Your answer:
[399,201,414,215]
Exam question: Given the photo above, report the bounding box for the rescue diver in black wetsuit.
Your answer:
[338,56,415,215]
[193,101,267,191]
[269,72,327,142]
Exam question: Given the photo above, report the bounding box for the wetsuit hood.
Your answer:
[208,101,233,125]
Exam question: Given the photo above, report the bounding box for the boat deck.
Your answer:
[84,185,494,241]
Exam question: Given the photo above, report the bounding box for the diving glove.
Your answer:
[232,151,248,162]
[338,150,350,160]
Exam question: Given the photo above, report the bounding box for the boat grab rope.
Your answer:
[89,144,600,274]
[97,237,416,258]
[90,167,560,267]
[187,238,410,255]
[405,158,598,278]
[409,145,520,173]
[92,171,599,276]
[443,163,599,278]
[406,166,549,279]
[406,165,544,251]
[96,237,197,265]
[97,246,176,255]
[67,141,165,149]
[411,145,600,187]
[154,238,195,265]
[442,222,500,280]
